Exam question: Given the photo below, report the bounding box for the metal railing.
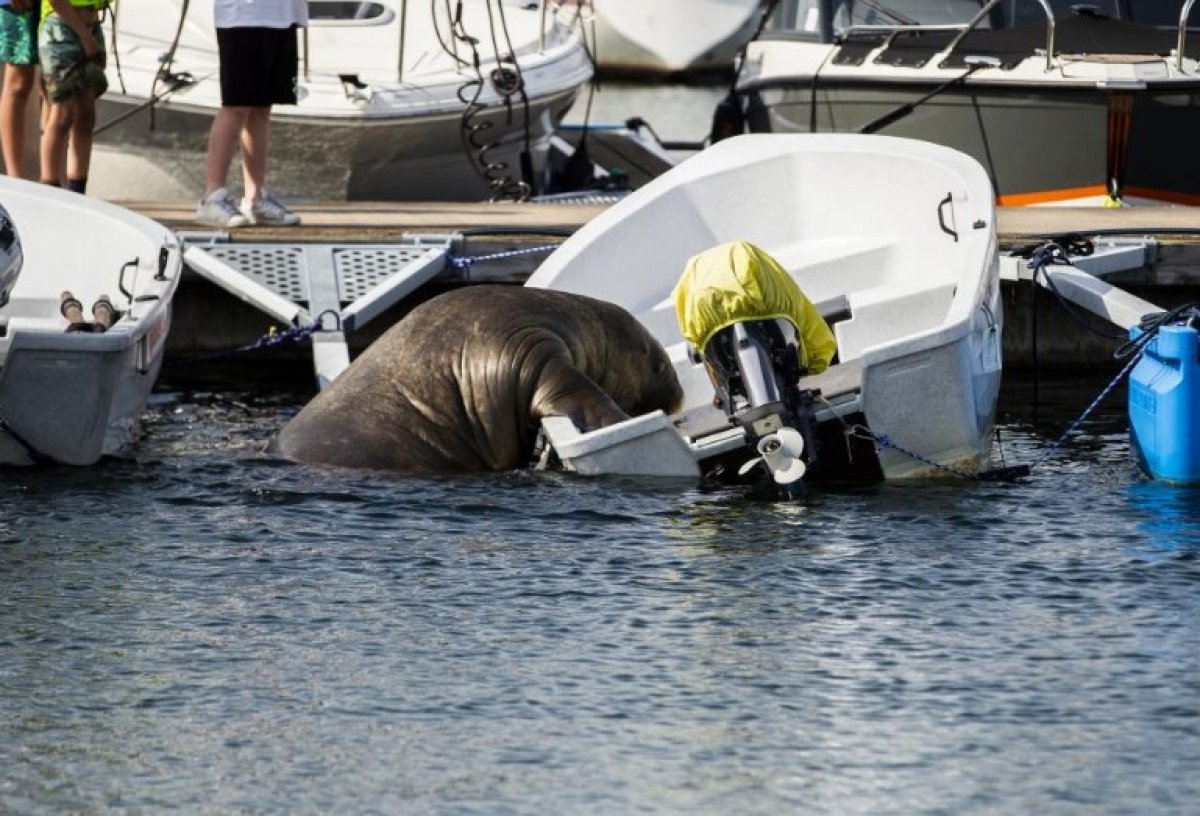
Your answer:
[1178,0,1198,70]
[842,0,1057,72]
[397,0,407,82]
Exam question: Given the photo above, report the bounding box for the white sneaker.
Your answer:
[242,191,301,226]
[196,188,250,228]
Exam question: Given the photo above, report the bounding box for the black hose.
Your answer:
[146,0,191,132]
[1114,301,1200,360]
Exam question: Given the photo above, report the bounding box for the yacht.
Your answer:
[92,0,593,201]
[729,0,1200,205]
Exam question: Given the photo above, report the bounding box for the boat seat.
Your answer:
[3,316,65,332]
[835,282,957,360]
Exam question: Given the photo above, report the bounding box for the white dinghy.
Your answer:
[0,178,181,466]
[93,0,593,201]
[526,133,1004,488]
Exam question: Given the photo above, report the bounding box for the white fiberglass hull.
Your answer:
[94,0,593,201]
[0,178,181,466]
[738,9,1200,205]
[583,0,763,75]
[528,133,1003,481]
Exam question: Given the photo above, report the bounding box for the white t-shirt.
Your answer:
[214,0,308,29]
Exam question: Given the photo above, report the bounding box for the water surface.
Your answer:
[2,375,1198,814]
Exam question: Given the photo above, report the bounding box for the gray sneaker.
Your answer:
[242,191,301,226]
[196,187,250,228]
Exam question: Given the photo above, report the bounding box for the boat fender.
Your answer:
[709,92,745,145]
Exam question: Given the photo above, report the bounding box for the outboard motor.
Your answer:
[700,318,818,498]
[0,203,23,309]
[674,240,838,499]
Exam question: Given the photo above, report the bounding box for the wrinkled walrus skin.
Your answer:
[272,286,684,472]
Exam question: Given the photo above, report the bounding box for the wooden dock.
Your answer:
[120,199,609,242]
[124,199,1200,382]
[118,199,1200,246]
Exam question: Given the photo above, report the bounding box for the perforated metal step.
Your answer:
[197,238,454,306]
[179,234,457,389]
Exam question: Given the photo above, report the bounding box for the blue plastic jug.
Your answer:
[1128,324,1200,484]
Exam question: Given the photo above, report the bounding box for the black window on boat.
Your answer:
[767,0,1200,37]
[828,0,985,30]
[1123,0,1198,27]
[998,1,1119,25]
[308,1,389,22]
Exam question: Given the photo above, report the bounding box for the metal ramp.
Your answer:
[180,233,459,389]
[1000,237,1162,329]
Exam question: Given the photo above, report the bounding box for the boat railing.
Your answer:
[538,0,592,54]
[842,0,1057,72]
[398,0,408,82]
[1178,0,1199,70]
[300,0,411,82]
[540,0,549,51]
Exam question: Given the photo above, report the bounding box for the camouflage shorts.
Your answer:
[39,16,106,103]
[0,8,38,66]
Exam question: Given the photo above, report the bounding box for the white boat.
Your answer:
[526,133,1003,485]
[728,0,1200,206]
[0,178,181,466]
[92,0,593,202]
[565,0,764,77]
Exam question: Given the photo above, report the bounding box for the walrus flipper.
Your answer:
[530,357,630,434]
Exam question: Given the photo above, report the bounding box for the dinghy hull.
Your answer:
[529,133,1003,482]
[0,179,181,466]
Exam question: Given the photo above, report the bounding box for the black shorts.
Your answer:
[216,26,299,107]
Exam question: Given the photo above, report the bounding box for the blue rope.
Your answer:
[849,239,1178,481]
[447,244,558,269]
[169,309,342,365]
[1028,351,1142,469]
[848,349,1141,481]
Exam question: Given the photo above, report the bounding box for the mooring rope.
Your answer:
[447,243,558,269]
[167,309,342,366]
[845,425,1029,482]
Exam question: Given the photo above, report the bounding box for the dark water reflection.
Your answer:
[2,376,1199,814]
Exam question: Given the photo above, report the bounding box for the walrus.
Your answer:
[271,285,684,472]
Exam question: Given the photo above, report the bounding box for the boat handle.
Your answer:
[937,193,958,242]
[119,257,138,301]
[156,246,170,280]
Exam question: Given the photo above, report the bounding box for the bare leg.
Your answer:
[0,64,35,178]
[203,105,250,197]
[239,106,271,204]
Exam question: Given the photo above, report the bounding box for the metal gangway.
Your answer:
[180,232,459,390]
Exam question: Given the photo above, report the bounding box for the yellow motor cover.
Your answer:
[673,240,836,375]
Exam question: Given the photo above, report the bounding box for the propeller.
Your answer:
[737,426,807,485]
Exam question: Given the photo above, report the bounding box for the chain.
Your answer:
[846,425,988,481]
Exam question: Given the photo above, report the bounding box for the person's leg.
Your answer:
[64,92,96,192]
[239,105,270,204]
[196,104,252,226]
[0,63,35,177]
[39,99,72,185]
[237,25,299,225]
[203,104,249,196]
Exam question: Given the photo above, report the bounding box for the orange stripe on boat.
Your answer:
[996,185,1108,206]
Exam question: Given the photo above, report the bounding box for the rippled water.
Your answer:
[2,373,1198,815]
